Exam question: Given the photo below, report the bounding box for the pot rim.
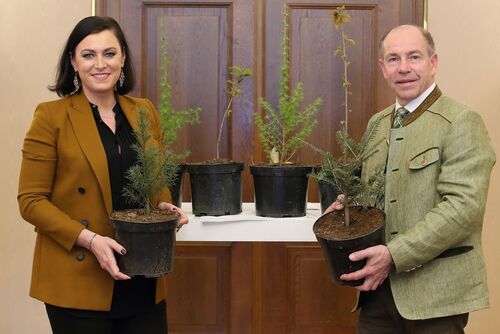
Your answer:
[313,206,385,241]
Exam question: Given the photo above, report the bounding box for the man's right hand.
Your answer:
[323,194,346,215]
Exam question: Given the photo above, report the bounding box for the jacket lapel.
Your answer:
[118,95,139,130]
[66,93,113,213]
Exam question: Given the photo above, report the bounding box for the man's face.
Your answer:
[379,25,438,106]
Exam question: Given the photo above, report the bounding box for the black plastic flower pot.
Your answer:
[313,206,385,286]
[186,162,244,216]
[250,165,312,217]
[110,211,178,278]
[168,164,185,208]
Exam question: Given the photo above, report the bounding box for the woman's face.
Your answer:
[71,29,125,100]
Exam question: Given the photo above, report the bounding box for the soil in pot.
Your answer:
[250,164,312,218]
[110,210,178,278]
[186,161,243,216]
[313,206,385,286]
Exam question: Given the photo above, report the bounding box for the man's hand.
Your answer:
[323,194,346,215]
[340,245,393,291]
[158,202,189,229]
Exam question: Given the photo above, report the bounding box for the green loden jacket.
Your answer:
[18,93,171,311]
[361,87,496,320]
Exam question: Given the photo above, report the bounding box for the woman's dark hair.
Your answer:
[49,16,134,97]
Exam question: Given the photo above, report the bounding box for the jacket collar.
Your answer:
[390,86,443,127]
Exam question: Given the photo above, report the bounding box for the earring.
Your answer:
[71,70,80,95]
[119,68,125,88]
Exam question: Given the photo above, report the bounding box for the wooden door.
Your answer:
[97,0,423,202]
[96,1,424,333]
[165,242,359,334]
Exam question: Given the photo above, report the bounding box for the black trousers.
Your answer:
[45,300,167,334]
[357,280,468,334]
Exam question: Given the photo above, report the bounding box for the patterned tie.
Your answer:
[393,107,410,128]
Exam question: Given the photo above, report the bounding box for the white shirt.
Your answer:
[395,82,437,114]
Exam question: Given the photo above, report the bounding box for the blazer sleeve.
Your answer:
[18,103,84,251]
[388,109,496,272]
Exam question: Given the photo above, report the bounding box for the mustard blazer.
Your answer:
[362,93,496,319]
[18,93,171,311]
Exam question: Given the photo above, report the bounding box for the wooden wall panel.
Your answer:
[165,243,230,333]
[258,243,358,333]
[165,242,358,334]
[287,246,358,333]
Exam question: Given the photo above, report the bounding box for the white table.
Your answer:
[176,202,322,242]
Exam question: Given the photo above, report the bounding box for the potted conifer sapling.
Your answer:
[186,66,252,216]
[110,107,179,277]
[316,6,357,212]
[312,6,385,286]
[251,8,323,217]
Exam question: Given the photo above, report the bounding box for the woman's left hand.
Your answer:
[158,202,189,229]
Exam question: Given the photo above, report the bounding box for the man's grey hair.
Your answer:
[379,24,435,58]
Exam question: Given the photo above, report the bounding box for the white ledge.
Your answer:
[176,203,322,242]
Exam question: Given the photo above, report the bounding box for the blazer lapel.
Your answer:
[118,95,139,130]
[66,93,113,213]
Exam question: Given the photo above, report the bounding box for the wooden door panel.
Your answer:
[286,245,358,333]
[166,242,356,334]
[260,243,358,333]
[165,242,230,333]
[289,6,375,157]
[144,5,229,161]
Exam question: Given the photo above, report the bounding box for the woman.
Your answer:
[18,16,187,333]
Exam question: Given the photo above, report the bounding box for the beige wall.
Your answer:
[0,1,91,333]
[429,1,500,333]
[0,1,498,333]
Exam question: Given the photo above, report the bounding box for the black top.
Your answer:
[90,103,138,211]
[90,102,157,318]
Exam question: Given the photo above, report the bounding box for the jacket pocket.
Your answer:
[409,147,440,170]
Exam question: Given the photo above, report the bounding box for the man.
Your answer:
[326,25,495,333]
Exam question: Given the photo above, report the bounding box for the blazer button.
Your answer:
[80,219,89,228]
[78,187,86,194]
[75,250,85,261]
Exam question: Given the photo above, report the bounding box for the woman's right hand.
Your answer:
[76,229,131,280]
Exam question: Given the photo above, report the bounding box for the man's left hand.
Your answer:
[340,245,393,291]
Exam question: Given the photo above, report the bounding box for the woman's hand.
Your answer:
[76,229,130,280]
[158,202,189,229]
